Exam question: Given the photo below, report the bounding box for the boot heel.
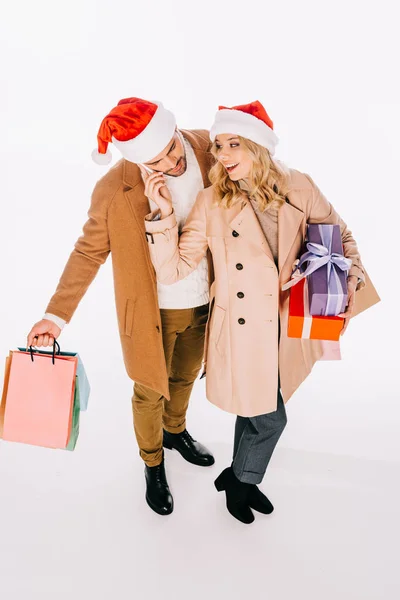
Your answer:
[214,473,225,492]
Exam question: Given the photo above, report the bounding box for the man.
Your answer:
[27,97,215,516]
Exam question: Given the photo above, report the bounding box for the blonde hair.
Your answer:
[209,136,289,211]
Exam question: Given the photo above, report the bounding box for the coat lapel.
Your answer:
[225,195,305,271]
[228,198,275,265]
[181,129,214,188]
[278,199,305,272]
[122,159,151,224]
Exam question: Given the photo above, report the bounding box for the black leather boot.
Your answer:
[214,466,255,524]
[248,485,274,514]
[163,429,215,467]
[145,459,173,516]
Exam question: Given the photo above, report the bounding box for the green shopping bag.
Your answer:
[66,376,80,451]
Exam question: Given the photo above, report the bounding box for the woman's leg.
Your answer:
[233,416,248,460]
[232,390,287,485]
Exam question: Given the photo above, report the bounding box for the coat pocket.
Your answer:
[210,305,226,349]
[124,298,136,337]
[201,283,216,378]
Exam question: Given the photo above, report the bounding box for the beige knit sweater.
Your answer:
[249,198,280,268]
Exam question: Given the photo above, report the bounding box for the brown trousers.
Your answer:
[132,303,209,467]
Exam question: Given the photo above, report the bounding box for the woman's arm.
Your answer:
[144,189,209,285]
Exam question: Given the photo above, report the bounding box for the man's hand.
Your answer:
[139,166,173,219]
[27,319,61,348]
[338,275,358,336]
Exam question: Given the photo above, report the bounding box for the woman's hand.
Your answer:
[139,166,173,218]
[338,275,358,335]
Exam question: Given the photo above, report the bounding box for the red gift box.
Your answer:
[287,278,344,341]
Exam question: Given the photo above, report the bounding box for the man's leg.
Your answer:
[132,308,192,515]
[131,308,189,467]
[163,303,209,433]
[132,383,169,468]
[162,303,214,466]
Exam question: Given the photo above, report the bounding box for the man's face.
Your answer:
[143,131,187,177]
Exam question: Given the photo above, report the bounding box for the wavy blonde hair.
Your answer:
[209,136,289,211]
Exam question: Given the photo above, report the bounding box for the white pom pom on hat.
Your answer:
[92,97,176,165]
[91,148,112,165]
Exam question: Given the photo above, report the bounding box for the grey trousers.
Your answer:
[232,389,287,484]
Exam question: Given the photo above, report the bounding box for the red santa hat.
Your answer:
[92,97,176,165]
[210,100,279,155]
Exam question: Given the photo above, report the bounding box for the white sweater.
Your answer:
[148,134,209,309]
[45,134,209,329]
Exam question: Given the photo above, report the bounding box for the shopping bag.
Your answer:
[1,347,77,448]
[0,354,12,438]
[18,348,90,411]
[66,377,80,451]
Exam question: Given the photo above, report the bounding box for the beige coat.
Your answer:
[45,130,214,400]
[145,169,380,417]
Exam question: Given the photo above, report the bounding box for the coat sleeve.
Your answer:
[144,190,209,285]
[304,174,366,290]
[45,182,113,322]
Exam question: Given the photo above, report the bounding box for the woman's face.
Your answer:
[214,134,252,181]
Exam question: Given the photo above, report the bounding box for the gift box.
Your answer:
[287,277,344,341]
[301,224,351,316]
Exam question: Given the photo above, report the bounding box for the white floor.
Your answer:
[1,331,399,600]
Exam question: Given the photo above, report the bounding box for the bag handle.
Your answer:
[29,340,61,365]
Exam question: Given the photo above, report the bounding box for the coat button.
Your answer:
[232,230,239,237]
[236,263,243,270]
[237,292,244,298]
[238,318,245,324]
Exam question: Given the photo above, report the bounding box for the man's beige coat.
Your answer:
[46,130,214,400]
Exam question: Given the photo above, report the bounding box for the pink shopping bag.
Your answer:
[1,349,78,449]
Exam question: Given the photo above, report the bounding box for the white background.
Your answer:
[1,1,399,599]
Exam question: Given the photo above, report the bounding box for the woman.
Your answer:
[141,101,379,524]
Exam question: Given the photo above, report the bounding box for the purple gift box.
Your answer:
[300,224,351,316]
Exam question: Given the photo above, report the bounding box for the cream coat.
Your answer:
[145,169,380,417]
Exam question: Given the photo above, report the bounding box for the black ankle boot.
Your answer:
[248,485,274,514]
[163,429,215,467]
[214,467,255,524]
[145,459,173,516]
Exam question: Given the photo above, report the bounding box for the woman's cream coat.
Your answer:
[145,169,380,417]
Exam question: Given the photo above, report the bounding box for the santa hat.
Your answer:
[92,97,176,165]
[210,100,279,155]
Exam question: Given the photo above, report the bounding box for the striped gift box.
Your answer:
[287,278,344,341]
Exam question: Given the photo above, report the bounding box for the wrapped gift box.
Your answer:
[305,224,350,316]
[287,277,344,341]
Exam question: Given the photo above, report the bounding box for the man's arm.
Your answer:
[27,181,115,347]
